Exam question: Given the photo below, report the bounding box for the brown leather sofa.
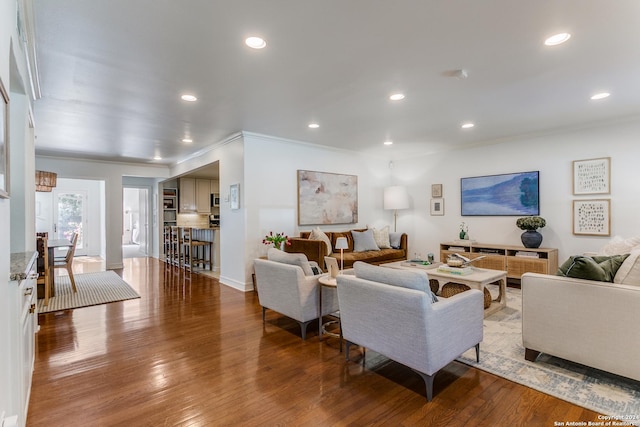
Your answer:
[285,229,408,271]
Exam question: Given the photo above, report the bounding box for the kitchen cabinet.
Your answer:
[196,179,213,213]
[179,178,196,213]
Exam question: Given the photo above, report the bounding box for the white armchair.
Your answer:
[254,249,339,340]
[337,262,484,401]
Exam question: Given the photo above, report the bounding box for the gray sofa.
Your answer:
[336,262,484,401]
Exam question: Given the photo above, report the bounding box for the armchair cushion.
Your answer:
[267,248,315,276]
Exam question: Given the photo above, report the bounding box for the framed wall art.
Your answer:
[230,183,240,210]
[461,171,539,216]
[573,157,610,195]
[0,77,9,199]
[430,198,444,216]
[431,184,443,198]
[573,199,610,236]
[297,170,358,225]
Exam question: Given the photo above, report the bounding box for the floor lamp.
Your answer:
[335,237,349,272]
[384,186,410,232]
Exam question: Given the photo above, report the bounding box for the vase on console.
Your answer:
[516,216,546,249]
[520,230,543,248]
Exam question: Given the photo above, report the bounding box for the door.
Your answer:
[122,187,149,258]
[53,190,89,256]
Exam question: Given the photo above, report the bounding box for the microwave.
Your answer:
[211,194,220,207]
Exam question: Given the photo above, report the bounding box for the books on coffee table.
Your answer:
[436,265,473,276]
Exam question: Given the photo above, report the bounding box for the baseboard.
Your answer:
[219,276,254,292]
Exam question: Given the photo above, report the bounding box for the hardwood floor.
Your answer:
[28,258,600,426]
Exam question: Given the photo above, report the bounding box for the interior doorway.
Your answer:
[122,187,149,258]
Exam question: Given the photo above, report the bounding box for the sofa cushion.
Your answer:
[557,254,629,282]
[354,261,437,302]
[351,229,380,252]
[614,249,640,285]
[369,226,391,249]
[598,235,640,256]
[309,227,332,256]
[389,232,402,249]
[267,248,315,276]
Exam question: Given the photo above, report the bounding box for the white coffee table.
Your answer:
[384,261,507,317]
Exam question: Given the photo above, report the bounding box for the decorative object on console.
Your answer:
[262,231,290,250]
[461,171,539,216]
[297,170,358,225]
[573,157,610,195]
[335,237,349,271]
[573,199,610,236]
[516,216,546,248]
[430,198,444,216]
[459,222,468,240]
[383,185,409,232]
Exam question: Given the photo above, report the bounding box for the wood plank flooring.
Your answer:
[28,257,601,426]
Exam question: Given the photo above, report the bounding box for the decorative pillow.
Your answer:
[267,248,315,276]
[354,261,437,303]
[598,236,640,256]
[557,254,629,282]
[309,227,332,256]
[351,229,380,252]
[614,249,640,285]
[389,232,402,249]
[369,226,391,249]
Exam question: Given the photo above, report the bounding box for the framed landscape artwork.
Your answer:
[297,170,358,225]
[573,157,610,195]
[0,77,8,199]
[573,199,610,236]
[461,171,539,216]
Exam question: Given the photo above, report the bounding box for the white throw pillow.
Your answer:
[369,226,391,249]
[614,249,640,285]
[309,227,332,256]
[598,236,640,256]
[351,229,380,252]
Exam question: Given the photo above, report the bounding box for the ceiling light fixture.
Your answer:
[389,93,405,101]
[153,156,162,161]
[384,141,393,145]
[544,33,571,46]
[182,138,193,143]
[308,123,320,129]
[590,92,610,100]
[461,123,475,129]
[245,37,266,49]
[181,94,197,102]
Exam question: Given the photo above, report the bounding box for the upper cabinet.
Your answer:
[196,179,212,213]
[179,178,196,213]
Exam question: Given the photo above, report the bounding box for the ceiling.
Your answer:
[32,1,640,165]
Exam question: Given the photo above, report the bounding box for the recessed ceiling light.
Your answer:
[181,94,197,102]
[461,122,475,129]
[590,92,610,100]
[182,138,193,143]
[389,93,405,101]
[384,141,393,145]
[153,156,162,161]
[245,36,266,49]
[308,123,320,129]
[544,33,571,46]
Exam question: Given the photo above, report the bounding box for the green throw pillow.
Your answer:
[557,254,630,282]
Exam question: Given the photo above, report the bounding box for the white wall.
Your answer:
[393,119,640,263]
[35,157,169,268]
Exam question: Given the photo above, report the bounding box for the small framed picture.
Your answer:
[431,184,443,198]
[573,157,610,195]
[430,198,444,216]
[230,183,240,210]
[573,199,610,236]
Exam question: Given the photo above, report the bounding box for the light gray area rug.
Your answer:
[458,285,640,421]
[38,271,141,313]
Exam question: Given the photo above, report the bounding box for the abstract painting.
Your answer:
[461,171,539,216]
[297,170,358,225]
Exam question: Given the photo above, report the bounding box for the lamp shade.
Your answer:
[35,170,58,192]
[383,186,409,210]
[335,237,349,250]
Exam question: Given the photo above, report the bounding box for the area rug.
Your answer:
[457,285,640,421]
[38,271,141,313]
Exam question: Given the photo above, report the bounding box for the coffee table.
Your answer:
[384,261,507,317]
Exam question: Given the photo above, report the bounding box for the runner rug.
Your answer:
[37,271,141,313]
[457,285,640,422]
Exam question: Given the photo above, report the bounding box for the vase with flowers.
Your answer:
[516,216,546,248]
[459,222,468,240]
[262,231,291,250]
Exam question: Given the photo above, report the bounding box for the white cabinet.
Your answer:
[179,178,196,213]
[196,179,212,213]
[19,274,36,423]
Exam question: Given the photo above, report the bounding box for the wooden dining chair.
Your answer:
[36,236,51,306]
[54,232,79,293]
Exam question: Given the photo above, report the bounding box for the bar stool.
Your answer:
[170,226,183,267]
[181,227,212,272]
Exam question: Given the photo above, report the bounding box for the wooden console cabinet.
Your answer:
[440,241,558,281]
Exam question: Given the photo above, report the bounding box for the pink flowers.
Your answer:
[262,231,291,248]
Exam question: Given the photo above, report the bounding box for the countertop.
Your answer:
[9,251,38,281]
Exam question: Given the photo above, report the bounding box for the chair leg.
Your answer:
[345,340,352,361]
[475,343,480,362]
[262,307,266,323]
[67,267,78,292]
[414,370,436,402]
[299,320,313,340]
